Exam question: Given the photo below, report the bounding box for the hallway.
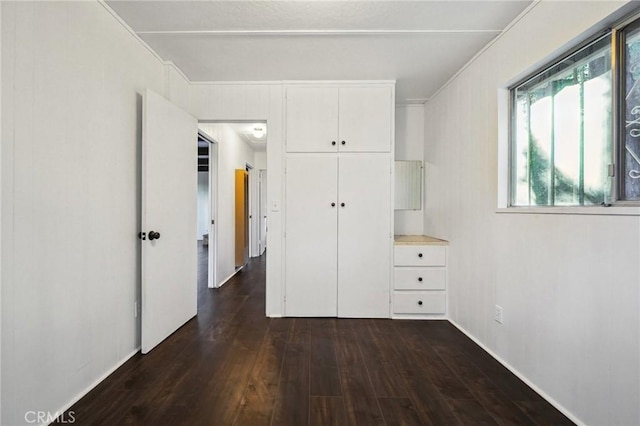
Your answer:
[59,247,572,425]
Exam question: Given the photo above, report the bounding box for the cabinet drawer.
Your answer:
[393,291,445,314]
[394,245,445,266]
[394,267,445,290]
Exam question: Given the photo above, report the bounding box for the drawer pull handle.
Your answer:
[341,140,346,145]
[331,202,336,207]
[418,277,423,282]
[418,300,423,306]
[418,253,423,258]
[332,141,336,146]
[341,202,346,207]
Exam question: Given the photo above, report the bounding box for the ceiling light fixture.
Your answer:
[252,126,265,139]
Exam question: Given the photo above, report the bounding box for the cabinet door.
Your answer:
[338,87,392,153]
[337,154,391,317]
[285,156,338,316]
[286,87,339,152]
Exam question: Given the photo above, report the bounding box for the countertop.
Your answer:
[394,235,449,246]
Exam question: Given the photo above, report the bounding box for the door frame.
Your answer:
[258,169,267,255]
[247,164,261,258]
[198,128,218,289]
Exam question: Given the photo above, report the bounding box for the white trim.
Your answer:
[283,80,396,86]
[165,61,190,85]
[495,206,640,216]
[41,348,140,426]
[216,269,242,288]
[497,88,510,209]
[427,1,541,103]
[98,0,191,83]
[396,103,426,109]
[137,29,502,36]
[448,320,584,426]
[97,1,165,64]
[391,315,448,320]
[267,314,283,318]
[0,2,3,422]
[191,80,283,86]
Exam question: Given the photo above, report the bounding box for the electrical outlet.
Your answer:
[495,305,504,324]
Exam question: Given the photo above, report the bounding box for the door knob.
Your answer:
[331,202,336,207]
[138,232,146,241]
[149,231,161,241]
[331,141,336,146]
[341,140,346,145]
[418,277,423,282]
[340,202,345,207]
[418,300,423,306]
[418,253,423,258]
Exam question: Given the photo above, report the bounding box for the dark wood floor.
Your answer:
[59,244,573,425]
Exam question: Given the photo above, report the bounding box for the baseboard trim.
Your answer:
[216,269,241,288]
[448,320,583,426]
[45,347,140,426]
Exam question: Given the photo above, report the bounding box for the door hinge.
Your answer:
[608,164,615,177]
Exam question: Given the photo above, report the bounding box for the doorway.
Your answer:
[197,130,218,289]
[197,122,267,288]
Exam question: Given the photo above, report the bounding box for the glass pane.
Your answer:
[511,35,612,206]
[622,25,640,201]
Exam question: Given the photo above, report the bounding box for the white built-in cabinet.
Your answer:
[392,238,448,317]
[286,87,392,153]
[284,83,394,318]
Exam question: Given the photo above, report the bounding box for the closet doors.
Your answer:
[284,83,394,318]
[284,155,391,318]
[337,155,391,317]
[285,156,338,317]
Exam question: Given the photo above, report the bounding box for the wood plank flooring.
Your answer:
[58,245,573,425]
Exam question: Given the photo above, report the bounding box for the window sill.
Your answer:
[495,206,640,216]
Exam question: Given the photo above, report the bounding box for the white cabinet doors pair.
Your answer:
[285,154,391,318]
[285,87,392,153]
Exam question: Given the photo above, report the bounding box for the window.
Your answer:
[511,35,612,207]
[509,13,640,207]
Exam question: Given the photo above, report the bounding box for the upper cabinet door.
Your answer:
[286,87,339,152]
[338,87,392,152]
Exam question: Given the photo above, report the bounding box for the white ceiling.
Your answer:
[226,122,268,152]
[107,1,533,103]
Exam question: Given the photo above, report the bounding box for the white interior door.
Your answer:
[285,156,338,316]
[141,89,198,354]
[337,154,391,317]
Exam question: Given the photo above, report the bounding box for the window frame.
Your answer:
[506,10,640,209]
[613,13,640,205]
[507,31,614,208]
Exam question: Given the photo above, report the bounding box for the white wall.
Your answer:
[1,2,190,425]
[424,2,639,425]
[197,171,209,240]
[198,124,256,285]
[395,104,424,235]
[254,151,267,170]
